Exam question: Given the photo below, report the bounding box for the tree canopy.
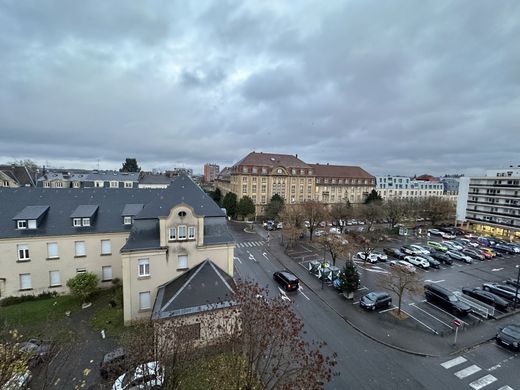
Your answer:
[222,192,238,218]
[119,158,141,172]
[66,272,99,303]
[364,189,383,204]
[237,196,256,220]
[264,194,284,220]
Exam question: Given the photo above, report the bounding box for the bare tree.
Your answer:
[357,202,384,232]
[279,204,306,249]
[383,198,410,228]
[329,200,354,232]
[318,235,355,267]
[378,265,421,317]
[419,197,456,226]
[351,230,383,263]
[301,200,328,241]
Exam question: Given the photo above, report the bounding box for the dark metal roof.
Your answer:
[121,204,144,216]
[70,205,99,218]
[139,174,173,185]
[152,260,236,319]
[12,205,50,220]
[120,219,162,253]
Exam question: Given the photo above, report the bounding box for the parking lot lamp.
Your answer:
[514,264,520,311]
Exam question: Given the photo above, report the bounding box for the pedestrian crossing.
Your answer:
[440,356,514,390]
[236,240,266,248]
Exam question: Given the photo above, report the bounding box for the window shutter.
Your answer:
[20,274,32,289]
[75,241,86,256]
[47,242,58,258]
[102,266,113,281]
[139,292,151,310]
[101,240,111,254]
[49,271,61,286]
[178,255,188,269]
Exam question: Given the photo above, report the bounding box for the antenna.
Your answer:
[97,159,100,170]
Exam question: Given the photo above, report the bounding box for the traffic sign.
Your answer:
[453,319,462,328]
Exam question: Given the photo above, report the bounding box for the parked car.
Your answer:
[430,251,453,265]
[100,347,127,380]
[496,324,520,351]
[356,252,379,263]
[443,241,464,251]
[314,230,326,237]
[371,250,388,262]
[480,247,498,258]
[461,287,510,312]
[505,279,520,289]
[273,271,300,292]
[416,254,440,269]
[426,241,448,252]
[19,339,52,368]
[492,243,516,254]
[329,227,341,234]
[459,238,480,248]
[427,228,442,236]
[112,361,164,390]
[424,284,471,316]
[440,231,456,239]
[383,247,406,260]
[401,245,421,256]
[482,283,520,303]
[461,248,485,261]
[2,370,32,390]
[476,248,493,259]
[389,260,416,273]
[360,292,392,311]
[446,250,473,263]
[410,244,430,255]
[404,256,430,269]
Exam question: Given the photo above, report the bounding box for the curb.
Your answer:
[449,336,495,356]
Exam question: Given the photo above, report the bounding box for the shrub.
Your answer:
[0,291,58,307]
[66,272,99,304]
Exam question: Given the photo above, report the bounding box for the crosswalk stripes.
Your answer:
[440,356,512,390]
[236,241,265,248]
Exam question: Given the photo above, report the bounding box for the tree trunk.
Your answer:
[397,294,402,316]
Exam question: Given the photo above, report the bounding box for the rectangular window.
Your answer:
[73,181,80,188]
[178,255,188,269]
[43,181,50,188]
[261,195,266,203]
[47,242,59,259]
[73,218,82,227]
[19,273,32,290]
[102,266,113,281]
[17,244,30,261]
[178,225,187,240]
[49,270,61,287]
[261,167,267,174]
[75,241,86,257]
[168,227,176,241]
[252,185,257,193]
[252,167,257,173]
[17,220,27,229]
[76,268,87,273]
[110,181,118,188]
[242,184,247,193]
[138,258,150,277]
[101,239,111,255]
[242,167,248,173]
[139,292,151,310]
[82,218,90,226]
[28,220,37,229]
[123,216,132,225]
[55,181,63,188]
[124,181,133,188]
[261,185,266,193]
[188,226,196,239]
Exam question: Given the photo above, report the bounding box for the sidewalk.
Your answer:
[254,225,520,357]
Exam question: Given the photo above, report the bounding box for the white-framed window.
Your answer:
[178,255,188,269]
[55,181,63,188]
[101,239,111,255]
[28,220,37,229]
[168,227,176,241]
[47,242,59,259]
[123,216,132,225]
[138,258,150,277]
[139,291,151,310]
[95,181,104,187]
[49,270,61,287]
[82,218,90,226]
[124,181,133,188]
[188,226,196,239]
[43,181,50,188]
[177,225,187,240]
[17,220,27,229]
[76,268,86,273]
[75,241,86,257]
[19,273,32,290]
[73,181,80,188]
[17,244,30,261]
[73,218,82,227]
[109,181,118,188]
[102,266,113,281]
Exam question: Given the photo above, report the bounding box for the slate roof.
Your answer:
[121,204,144,216]
[139,173,173,185]
[86,171,139,182]
[152,260,236,319]
[309,163,375,179]
[70,205,99,218]
[234,152,309,169]
[0,165,37,186]
[12,206,50,220]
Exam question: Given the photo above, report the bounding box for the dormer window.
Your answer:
[73,218,82,227]
[17,220,27,229]
[123,216,132,225]
[124,181,133,188]
[13,206,49,230]
[70,205,98,227]
[109,181,118,188]
[28,220,36,229]
[82,218,91,226]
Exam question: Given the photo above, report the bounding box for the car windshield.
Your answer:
[502,326,520,338]
[448,295,458,302]
[365,293,377,301]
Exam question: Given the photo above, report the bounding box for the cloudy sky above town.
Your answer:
[1,0,519,176]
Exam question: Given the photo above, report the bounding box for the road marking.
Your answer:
[497,386,514,390]
[357,286,368,291]
[424,301,469,325]
[298,286,310,301]
[352,301,359,305]
[399,308,439,335]
[409,303,453,329]
[424,279,445,284]
[454,364,481,379]
[278,287,291,302]
[488,354,517,371]
[233,256,242,264]
[491,268,504,272]
[441,356,467,369]
[379,306,397,313]
[469,374,497,390]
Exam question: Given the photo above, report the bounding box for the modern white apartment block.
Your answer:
[376,176,444,200]
[457,167,520,239]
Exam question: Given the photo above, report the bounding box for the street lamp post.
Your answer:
[514,264,520,311]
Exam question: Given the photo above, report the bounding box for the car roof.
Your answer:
[103,347,125,362]
[278,271,298,281]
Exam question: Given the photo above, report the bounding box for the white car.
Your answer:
[428,228,442,236]
[446,250,473,264]
[404,256,430,269]
[440,232,456,239]
[314,230,326,237]
[356,252,379,263]
[390,260,416,273]
[410,244,430,255]
[112,361,164,390]
[329,227,341,234]
[443,241,463,251]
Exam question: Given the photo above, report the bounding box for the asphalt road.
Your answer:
[229,222,520,390]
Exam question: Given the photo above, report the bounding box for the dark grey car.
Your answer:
[360,292,392,311]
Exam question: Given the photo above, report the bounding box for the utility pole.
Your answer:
[514,264,520,311]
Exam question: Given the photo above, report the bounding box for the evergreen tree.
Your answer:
[120,158,141,172]
[339,260,360,294]
[209,188,222,205]
[265,194,284,220]
[237,196,256,220]
[222,192,238,218]
[364,189,383,204]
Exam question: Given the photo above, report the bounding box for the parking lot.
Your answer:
[287,232,520,337]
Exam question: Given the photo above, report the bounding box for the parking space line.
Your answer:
[441,356,467,369]
[469,374,497,390]
[454,364,481,379]
[409,303,453,329]
[497,386,514,390]
[399,308,439,335]
[424,301,469,326]
[353,301,359,305]
[379,306,397,314]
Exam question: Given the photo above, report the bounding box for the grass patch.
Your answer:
[89,286,125,337]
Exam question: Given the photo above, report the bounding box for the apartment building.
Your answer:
[203,163,220,182]
[216,152,375,215]
[0,175,235,323]
[37,170,139,189]
[376,176,444,200]
[457,167,520,239]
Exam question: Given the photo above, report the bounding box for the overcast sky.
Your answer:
[1,1,519,176]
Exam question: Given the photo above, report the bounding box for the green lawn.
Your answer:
[89,286,125,337]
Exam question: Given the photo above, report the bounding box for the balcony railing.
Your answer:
[466,216,520,230]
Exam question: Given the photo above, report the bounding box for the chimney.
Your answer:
[295,154,298,158]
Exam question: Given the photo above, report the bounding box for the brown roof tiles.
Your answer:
[309,163,374,179]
